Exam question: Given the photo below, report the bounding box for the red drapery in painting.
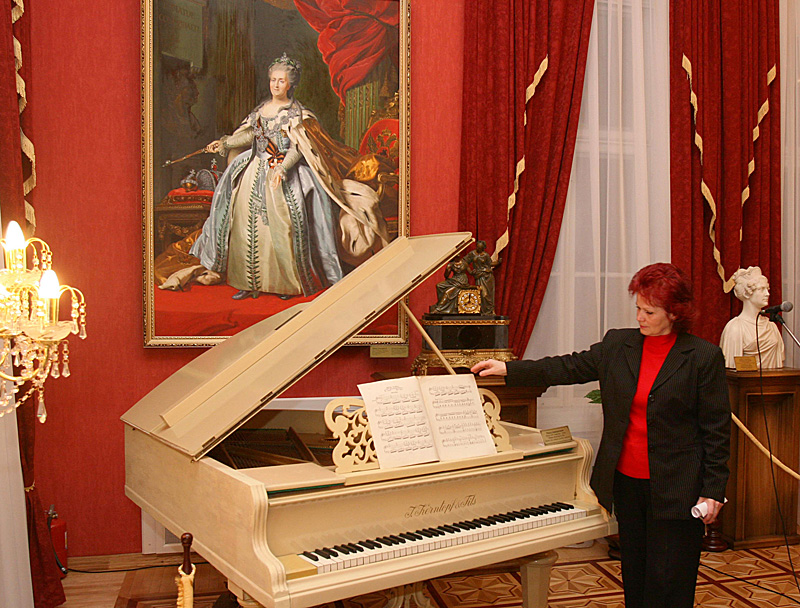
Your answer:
[2,2,61,606]
[670,0,781,343]
[293,0,399,102]
[458,0,595,354]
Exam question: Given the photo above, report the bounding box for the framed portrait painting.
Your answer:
[142,0,410,346]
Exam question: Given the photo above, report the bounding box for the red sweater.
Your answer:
[616,333,677,479]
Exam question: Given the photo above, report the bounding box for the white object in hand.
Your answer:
[691,497,727,519]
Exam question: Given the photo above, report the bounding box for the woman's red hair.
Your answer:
[628,263,695,333]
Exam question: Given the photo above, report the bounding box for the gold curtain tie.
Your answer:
[24,481,35,492]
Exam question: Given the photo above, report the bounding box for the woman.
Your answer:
[430,256,470,314]
[719,266,784,368]
[191,54,388,299]
[471,263,730,608]
[463,240,500,314]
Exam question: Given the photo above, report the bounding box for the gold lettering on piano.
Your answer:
[404,495,476,518]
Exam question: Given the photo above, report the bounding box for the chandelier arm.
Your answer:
[0,343,53,383]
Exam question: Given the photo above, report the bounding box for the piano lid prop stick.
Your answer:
[176,533,195,608]
[399,301,457,375]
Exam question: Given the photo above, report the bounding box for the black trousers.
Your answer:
[613,470,705,608]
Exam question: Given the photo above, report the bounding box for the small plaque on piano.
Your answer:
[540,426,573,446]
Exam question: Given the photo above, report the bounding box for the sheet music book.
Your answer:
[357,374,497,469]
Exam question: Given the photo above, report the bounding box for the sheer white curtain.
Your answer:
[781,0,800,368]
[0,408,34,608]
[523,0,671,454]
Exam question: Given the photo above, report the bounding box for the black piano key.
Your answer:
[416,529,434,537]
[333,544,352,554]
[389,535,406,544]
[347,543,363,552]
[301,551,319,561]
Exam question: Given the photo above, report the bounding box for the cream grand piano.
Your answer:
[123,233,616,608]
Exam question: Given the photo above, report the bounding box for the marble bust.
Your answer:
[719,266,785,368]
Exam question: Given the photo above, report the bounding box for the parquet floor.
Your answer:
[60,541,800,607]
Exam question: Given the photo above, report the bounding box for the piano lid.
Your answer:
[122,233,474,460]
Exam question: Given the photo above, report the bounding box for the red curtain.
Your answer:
[458,0,595,354]
[2,2,61,606]
[670,0,781,342]
[293,0,399,102]
[17,400,66,608]
[0,0,27,229]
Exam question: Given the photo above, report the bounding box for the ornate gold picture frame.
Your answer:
[142,0,410,347]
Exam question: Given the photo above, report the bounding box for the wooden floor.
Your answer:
[60,541,800,607]
[58,542,609,607]
[62,553,202,608]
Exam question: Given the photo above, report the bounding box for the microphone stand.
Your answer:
[763,312,800,350]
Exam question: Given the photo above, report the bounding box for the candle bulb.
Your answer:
[39,269,60,326]
[3,221,26,272]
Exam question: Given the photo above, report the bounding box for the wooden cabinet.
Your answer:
[722,368,800,549]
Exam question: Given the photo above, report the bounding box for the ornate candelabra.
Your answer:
[0,221,86,422]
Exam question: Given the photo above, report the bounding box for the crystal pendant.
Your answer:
[36,392,47,423]
[79,324,87,339]
[61,359,70,378]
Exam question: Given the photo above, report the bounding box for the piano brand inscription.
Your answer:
[405,495,476,518]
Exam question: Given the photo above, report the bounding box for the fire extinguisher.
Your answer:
[46,505,68,578]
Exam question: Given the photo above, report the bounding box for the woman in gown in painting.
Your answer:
[190,53,389,299]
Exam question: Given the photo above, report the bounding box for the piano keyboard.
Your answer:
[284,502,586,576]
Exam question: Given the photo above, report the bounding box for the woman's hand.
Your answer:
[205,140,223,154]
[270,167,284,190]
[471,359,507,377]
[696,497,724,524]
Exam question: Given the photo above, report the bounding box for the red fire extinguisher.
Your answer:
[46,505,68,578]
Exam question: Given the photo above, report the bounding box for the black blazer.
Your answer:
[506,328,731,520]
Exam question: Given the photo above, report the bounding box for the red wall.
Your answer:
[27,1,465,556]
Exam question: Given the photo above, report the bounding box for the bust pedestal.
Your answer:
[721,368,800,549]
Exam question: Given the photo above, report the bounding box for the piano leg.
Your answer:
[520,550,558,608]
[226,581,263,608]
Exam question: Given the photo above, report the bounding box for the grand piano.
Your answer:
[122,233,616,608]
